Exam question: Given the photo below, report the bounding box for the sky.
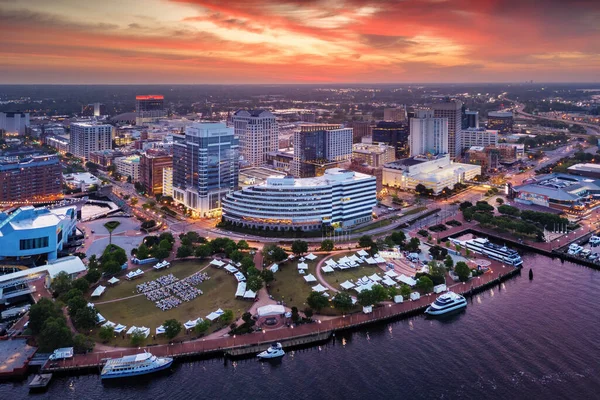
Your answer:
[0,0,599,84]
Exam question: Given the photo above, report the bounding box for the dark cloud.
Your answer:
[361,34,416,50]
[0,7,119,31]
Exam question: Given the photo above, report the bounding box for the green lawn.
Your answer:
[320,252,384,291]
[103,221,121,232]
[268,256,321,311]
[351,219,392,234]
[97,260,209,301]
[92,267,250,345]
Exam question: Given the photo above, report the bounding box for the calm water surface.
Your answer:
[2,253,599,399]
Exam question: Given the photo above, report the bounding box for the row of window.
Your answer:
[19,236,49,250]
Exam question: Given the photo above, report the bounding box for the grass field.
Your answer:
[104,221,121,232]
[320,252,383,291]
[91,263,251,345]
[268,256,322,311]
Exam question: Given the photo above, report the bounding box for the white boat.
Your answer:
[590,236,600,246]
[101,352,173,380]
[461,238,523,266]
[425,291,467,316]
[257,343,285,359]
[567,243,584,255]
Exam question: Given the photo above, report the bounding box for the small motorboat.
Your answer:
[257,343,285,359]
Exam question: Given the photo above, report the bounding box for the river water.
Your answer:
[2,253,599,399]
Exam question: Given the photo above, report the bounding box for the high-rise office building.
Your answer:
[383,107,407,122]
[0,155,63,203]
[350,121,372,143]
[409,109,448,157]
[140,151,173,195]
[136,95,166,125]
[487,111,514,133]
[432,100,462,157]
[114,155,141,182]
[292,126,353,177]
[69,122,113,160]
[233,109,278,167]
[371,121,410,159]
[459,128,498,151]
[172,122,239,217]
[464,110,479,129]
[0,112,30,135]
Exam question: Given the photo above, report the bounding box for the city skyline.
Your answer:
[1,0,599,84]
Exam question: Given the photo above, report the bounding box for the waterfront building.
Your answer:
[292,126,352,177]
[511,173,600,213]
[233,110,278,167]
[114,155,141,182]
[0,205,77,261]
[0,155,62,203]
[172,122,239,217]
[383,107,407,122]
[0,112,30,135]
[222,168,376,231]
[162,167,173,197]
[432,100,462,157]
[0,256,86,304]
[487,111,514,133]
[464,110,479,129]
[140,151,173,195]
[69,122,113,160]
[352,143,396,168]
[458,128,498,152]
[371,121,409,159]
[409,109,448,157]
[382,154,480,195]
[136,95,166,125]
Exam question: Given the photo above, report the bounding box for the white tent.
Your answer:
[91,285,106,297]
[96,313,106,324]
[257,304,285,317]
[102,320,116,329]
[374,255,386,263]
[303,274,317,283]
[114,324,127,334]
[382,277,397,287]
[210,259,225,267]
[184,318,203,330]
[299,257,305,262]
[365,257,377,265]
[397,274,417,286]
[269,264,279,273]
[340,280,355,290]
[354,282,375,293]
[321,265,334,273]
[126,325,139,335]
[243,290,257,299]
[338,256,351,265]
[349,255,361,263]
[138,326,150,338]
[305,253,317,260]
[224,264,238,273]
[235,282,247,297]
[206,308,225,321]
[297,262,308,270]
[312,284,328,292]
[325,259,338,267]
[234,272,246,282]
[357,249,369,257]
[126,269,144,279]
[107,277,119,285]
[385,270,399,278]
[368,274,383,282]
[156,325,165,335]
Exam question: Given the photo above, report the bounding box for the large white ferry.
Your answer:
[452,237,523,267]
[101,352,173,380]
[425,291,467,315]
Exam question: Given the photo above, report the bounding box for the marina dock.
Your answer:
[28,374,52,391]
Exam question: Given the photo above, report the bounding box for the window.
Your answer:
[19,236,49,250]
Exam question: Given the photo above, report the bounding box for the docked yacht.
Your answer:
[567,243,584,255]
[457,237,523,266]
[425,291,467,316]
[590,236,600,246]
[101,352,173,380]
[257,343,285,359]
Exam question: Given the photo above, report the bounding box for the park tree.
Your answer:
[496,198,504,205]
[163,319,183,339]
[130,331,146,347]
[152,247,170,260]
[159,239,173,251]
[291,240,308,256]
[73,334,95,354]
[444,255,454,269]
[136,243,150,260]
[390,231,406,246]
[246,275,264,292]
[74,305,99,329]
[195,244,212,259]
[130,197,139,206]
[307,292,329,311]
[71,278,89,293]
[358,235,374,248]
[67,295,87,316]
[400,284,412,299]
[195,320,211,335]
[99,325,114,342]
[88,254,99,269]
[261,269,275,285]
[51,271,72,297]
[304,308,314,319]
[37,318,73,352]
[239,256,255,273]
[332,292,353,312]
[320,239,334,252]
[405,237,421,252]
[388,286,399,298]
[429,245,448,261]
[416,276,434,293]
[229,250,243,263]
[357,289,375,307]
[459,201,473,210]
[102,260,122,275]
[454,261,471,282]
[237,240,249,250]
[176,245,193,258]
[291,306,300,323]
[219,309,234,325]
[28,298,62,335]
[85,269,101,284]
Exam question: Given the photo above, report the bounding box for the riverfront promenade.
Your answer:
[43,258,516,373]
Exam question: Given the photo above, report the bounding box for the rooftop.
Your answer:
[488,111,513,118]
[63,172,99,185]
[264,168,373,188]
[567,163,600,173]
[0,205,75,234]
[0,256,86,285]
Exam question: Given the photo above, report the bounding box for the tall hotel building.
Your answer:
[0,155,63,203]
[232,110,278,167]
[409,110,448,157]
[172,122,239,217]
[292,125,353,177]
[69,122,114,160]
[136,95,166,125]
[432,100,463,158]
[222,168,377,231]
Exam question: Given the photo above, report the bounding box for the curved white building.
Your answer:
[222,168,377,231]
